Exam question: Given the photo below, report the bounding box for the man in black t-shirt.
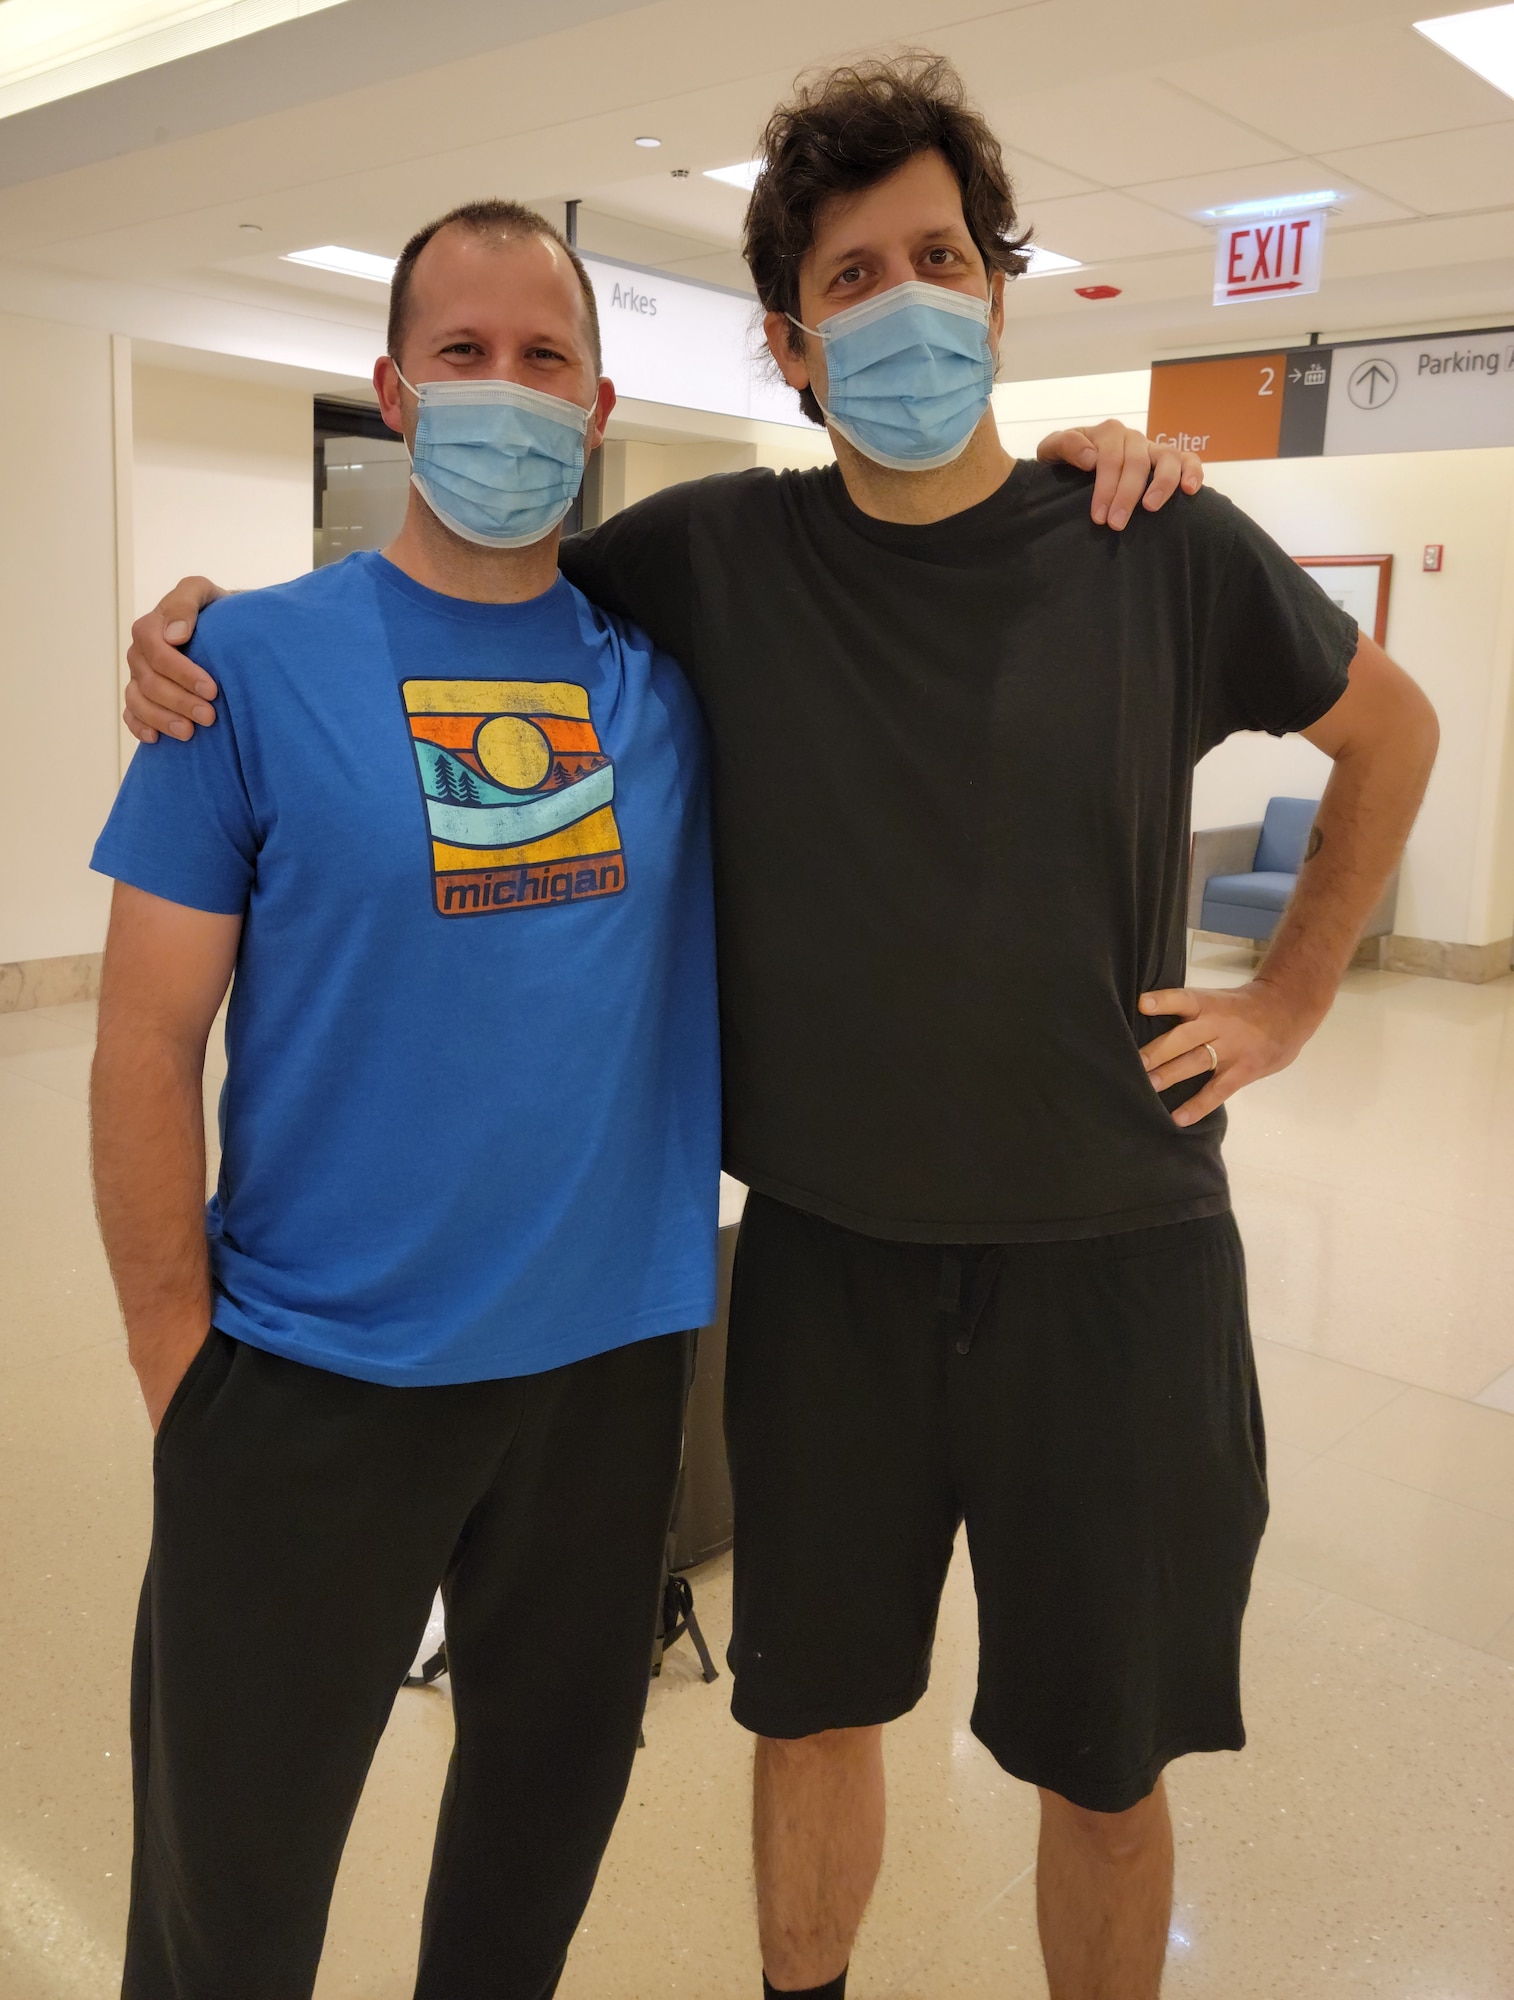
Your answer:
[123,55,1437,2000]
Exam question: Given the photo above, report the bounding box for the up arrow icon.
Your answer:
[1347,357,1398,410]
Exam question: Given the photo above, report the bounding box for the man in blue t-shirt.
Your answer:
[90,200,720,2000]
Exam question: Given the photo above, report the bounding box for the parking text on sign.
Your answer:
[1213,211,1325,308]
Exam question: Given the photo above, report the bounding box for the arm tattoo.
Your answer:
[1305,827,1323,862]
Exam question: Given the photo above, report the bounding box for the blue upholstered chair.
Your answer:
[1187,796,1399,946]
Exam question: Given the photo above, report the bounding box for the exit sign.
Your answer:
[1213,211,1325,307]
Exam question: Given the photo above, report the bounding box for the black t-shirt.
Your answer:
[560,460,1355,1242]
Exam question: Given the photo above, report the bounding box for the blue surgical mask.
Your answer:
[792,282,995,471]
[400,373,594,549]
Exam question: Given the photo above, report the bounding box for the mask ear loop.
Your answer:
[392,363,418,468]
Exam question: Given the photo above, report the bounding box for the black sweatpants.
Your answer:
[124,1326,690,2000]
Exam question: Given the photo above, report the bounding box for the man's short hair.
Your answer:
[386,199,603,375]
[744,53,1031,425]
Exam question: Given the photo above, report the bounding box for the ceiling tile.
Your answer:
[1004,147,1099,203]
[579,170,747,246]
[574,205,732,268]
[1126,162,1414,229]
[1021,190,1212,265]
[1159,24,1514,156]
[659,249,755,291]
[1319,123,1514,217]
[1320,210,1514,281]
[998,76,1292,188]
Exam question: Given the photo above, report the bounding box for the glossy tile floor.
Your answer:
[2,949,1513,1997]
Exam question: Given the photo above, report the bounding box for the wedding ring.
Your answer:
[1202,1041,1219,1072]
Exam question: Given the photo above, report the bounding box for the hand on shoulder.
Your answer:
[125,577,227,744]
[1036,419,1203,531]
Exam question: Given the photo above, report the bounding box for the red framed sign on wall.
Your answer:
[1295,554,1392,647]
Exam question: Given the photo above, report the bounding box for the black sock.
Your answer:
[763,1974,847,2000]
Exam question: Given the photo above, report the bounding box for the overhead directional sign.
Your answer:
[1324,329,1514,455]
[579,253,805,428]
[1213,211,1325,308]
[1149,325,1513,462]
[1148,347,1330,460]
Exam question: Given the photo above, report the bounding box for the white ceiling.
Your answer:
[0,0,1509,385]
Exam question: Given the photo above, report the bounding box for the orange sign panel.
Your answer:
[1147,352,1286,462]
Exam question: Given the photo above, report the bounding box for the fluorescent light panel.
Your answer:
[0,0,352,122]
[284,245,396,284]
[1205,189,1339,218]
[704,160,761,191]
[1022,246,1082,276]
[1415,3,1514,98]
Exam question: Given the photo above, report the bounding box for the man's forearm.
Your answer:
[1257,724,1434,1017]
[90,1022,212,1403]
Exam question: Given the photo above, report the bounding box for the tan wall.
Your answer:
[1202,447,1514,951]
[596,426,834,518]
[132,363,311,622]
[0,313,120,965]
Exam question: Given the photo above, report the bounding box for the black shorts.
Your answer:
[723,1194,1267,1814]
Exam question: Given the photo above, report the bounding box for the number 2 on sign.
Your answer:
[1259,366,1275,396]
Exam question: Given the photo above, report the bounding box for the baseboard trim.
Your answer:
[1383,935,1513,984]
[1191,931,1513,985]
[0,952,103,1013]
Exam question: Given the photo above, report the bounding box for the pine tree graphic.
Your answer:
[431,750,458,803]
[454,764,481,805]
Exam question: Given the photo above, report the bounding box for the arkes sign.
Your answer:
[1213,211,1325,308]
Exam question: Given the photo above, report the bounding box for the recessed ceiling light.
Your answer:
[1022,245,1082,277]
[0,0,354,121]
[283,244,396,284]
[1415,3,1514,99]
[238,222,263,235]
[634,135,662,148]
[705,160,762,191]
[1204,189,1339,219]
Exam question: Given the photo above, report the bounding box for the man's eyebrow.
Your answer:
[818,222,969,270]
[428,321,580,349]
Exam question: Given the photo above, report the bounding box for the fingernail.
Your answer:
[165,621,189,643]
[1079,447,1097,466]
[173,723,192,740]
[1110,507,1128,529]
[1093,506,1108,525]
[192,705,214,725]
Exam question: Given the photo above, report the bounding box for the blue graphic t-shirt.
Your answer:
[92,552,720,1384]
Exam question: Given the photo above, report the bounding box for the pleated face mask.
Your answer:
[400,373,595,549]
[792,281,996,472]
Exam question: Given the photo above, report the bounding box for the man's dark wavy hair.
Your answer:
[744,52,1031,425]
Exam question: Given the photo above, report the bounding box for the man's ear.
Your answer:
[374,354,407,437]
[762,311,811,395]
[586,377,616,453]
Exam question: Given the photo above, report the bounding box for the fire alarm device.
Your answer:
[1423,545,1443,572]
[1075,284,1121,300]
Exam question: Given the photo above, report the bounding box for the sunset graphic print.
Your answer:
[401,679,627,918]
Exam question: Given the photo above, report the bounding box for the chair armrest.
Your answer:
[1188,823,1262,929]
